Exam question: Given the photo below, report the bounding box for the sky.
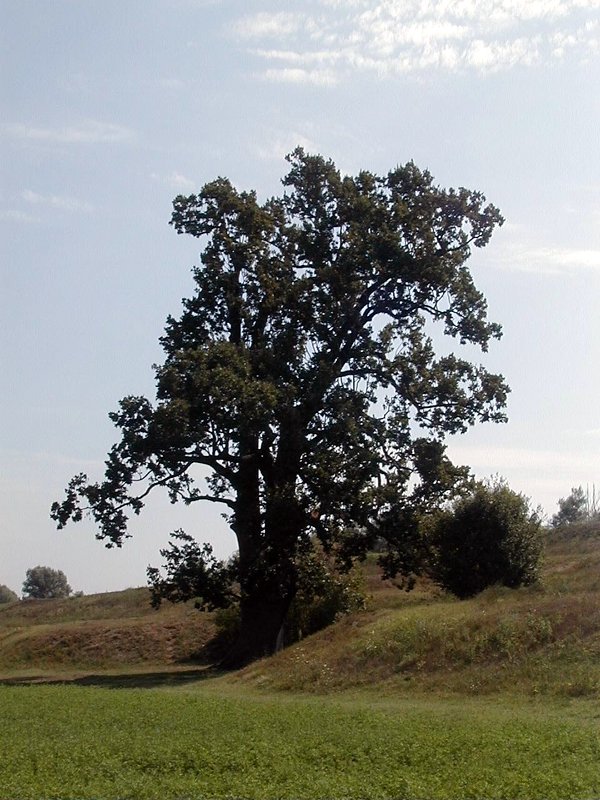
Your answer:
[1,0,599,595]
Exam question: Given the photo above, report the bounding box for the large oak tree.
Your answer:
[52,149,508,666]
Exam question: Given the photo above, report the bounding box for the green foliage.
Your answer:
[1,685,599,800]
[147,530,238,611]
[285,545,367,643]
[212,604,242,652]
[357,607,555,670]
[551,486,593,527]
[428,479,543,598]
[0,585,18,605]
[52,149,508,664]
[22,566,71,600]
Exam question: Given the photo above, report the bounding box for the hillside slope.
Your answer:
[1,522,599,699]
[236,524,600,698]
[0,587,215,676]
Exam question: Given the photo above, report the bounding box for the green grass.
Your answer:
[1,683,599,800]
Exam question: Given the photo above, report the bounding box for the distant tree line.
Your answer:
[551,485,599,528]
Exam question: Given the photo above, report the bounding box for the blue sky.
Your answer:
[1,0,599,594]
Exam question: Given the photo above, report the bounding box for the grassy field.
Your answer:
[1,683,599,800]
[0,522,599,799]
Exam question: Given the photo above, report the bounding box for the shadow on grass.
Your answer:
[0,666,225,689]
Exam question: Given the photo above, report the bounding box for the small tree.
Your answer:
[22,566,72,599]
[551,486,591,527]
[428,479,543,598]
[0,584,19,604]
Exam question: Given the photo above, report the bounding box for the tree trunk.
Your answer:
[223,484,300,670]
[222,420,304,670]
[219,589,293,669]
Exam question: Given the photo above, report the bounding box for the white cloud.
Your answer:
[234,12,304,39]
[448,443,600,477]
[255,130,319,162]
[495,244,600,275]
[551,17,599,55]
[357,16,470,52]
[166,172,196,192]
[235,0,600,82]
[252,48,343,66]
[464,35,542,70]
[22,190,93,213]
[446,441,599,513]
[151,172,197,192]
[1,120,135,144]
[0,209,39,223]
[262,67,339,86]
[320,0,369,7]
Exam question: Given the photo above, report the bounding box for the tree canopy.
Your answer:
[52,148,508,666]
[22,566,71,600]
[551,486,592,527]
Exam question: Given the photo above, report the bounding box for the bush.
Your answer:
[212,605,242,654]
[0,584,19,604]
[22,566,72,599]
[428,479,543,599]
[285,547,367,643]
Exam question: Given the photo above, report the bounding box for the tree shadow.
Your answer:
[0,665,225,689]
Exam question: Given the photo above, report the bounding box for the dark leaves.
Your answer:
[52,148,509,611]
[147,531,238,610]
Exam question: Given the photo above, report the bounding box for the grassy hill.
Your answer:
[1,521,599,700]
[233,521,600,699]
[0,587,216,678]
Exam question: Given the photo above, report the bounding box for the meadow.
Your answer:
[1,684,599,799]
[1,521,599,799]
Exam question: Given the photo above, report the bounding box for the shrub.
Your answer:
[284,547,367,643]
[22,566,72,599]
[211,605,242,656]
[0,584,19,604]
[428,479,543,598]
